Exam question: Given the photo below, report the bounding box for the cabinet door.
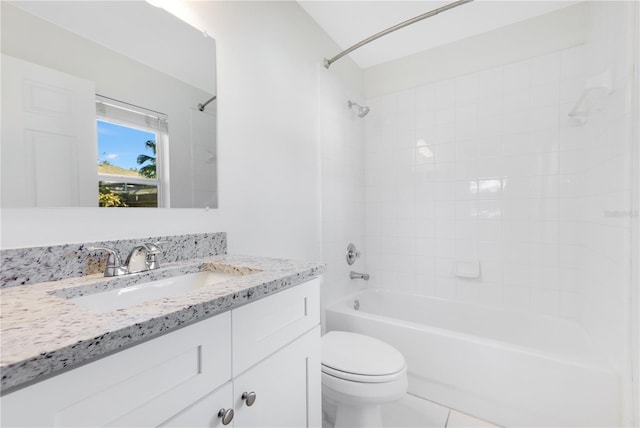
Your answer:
[233,326,321,428]
[160,382,234,428]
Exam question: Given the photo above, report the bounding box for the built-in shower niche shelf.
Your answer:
[454,261,480,279]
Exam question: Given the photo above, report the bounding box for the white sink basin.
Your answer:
[70,271,239,313]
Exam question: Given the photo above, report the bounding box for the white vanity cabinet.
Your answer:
[1,278,321,428]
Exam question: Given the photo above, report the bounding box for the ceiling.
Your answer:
[298,0,580,69]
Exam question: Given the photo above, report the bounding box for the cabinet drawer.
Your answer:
[1,312,231,427]
[232,278,320,376]
[159,382,233,428]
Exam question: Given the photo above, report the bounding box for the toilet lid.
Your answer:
[321,331,406,379]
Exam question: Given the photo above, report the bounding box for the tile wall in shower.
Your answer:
[362,44,617,321]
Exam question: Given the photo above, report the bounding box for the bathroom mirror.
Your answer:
[1,1,218,209]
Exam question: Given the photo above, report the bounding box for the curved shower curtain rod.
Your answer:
[323,0,474,69]
[198,95,217,112]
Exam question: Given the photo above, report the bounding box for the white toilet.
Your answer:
[321,331,408,428]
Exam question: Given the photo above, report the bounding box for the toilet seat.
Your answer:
[321,364,406,383]
[321,331,406,383]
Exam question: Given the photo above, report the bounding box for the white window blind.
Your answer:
[95,95,168,133]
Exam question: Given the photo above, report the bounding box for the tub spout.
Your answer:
[350,271,370,280]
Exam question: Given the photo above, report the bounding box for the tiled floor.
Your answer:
[324,394,501,428]
[381,394,501,428]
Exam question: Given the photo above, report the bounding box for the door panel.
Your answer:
[1,54,97,207]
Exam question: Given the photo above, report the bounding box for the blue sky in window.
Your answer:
[97,120,156,170]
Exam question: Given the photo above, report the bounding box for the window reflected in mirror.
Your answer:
[96,97,168,207]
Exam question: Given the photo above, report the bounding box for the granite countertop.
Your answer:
[0,254,325,394]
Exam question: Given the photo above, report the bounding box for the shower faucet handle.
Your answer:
[346,243,361,265]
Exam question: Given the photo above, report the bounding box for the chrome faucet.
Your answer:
[125,243,164,274]
[125,246,152,274]
[88,242,164,277]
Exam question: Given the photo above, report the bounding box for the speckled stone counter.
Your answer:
[0,254,325,394]
[0,232,227,288]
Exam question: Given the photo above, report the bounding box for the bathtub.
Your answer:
[325,290,619,427]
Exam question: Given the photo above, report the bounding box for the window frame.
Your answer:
[96,95,169,208]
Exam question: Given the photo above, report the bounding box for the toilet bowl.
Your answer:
[321,331,407,428]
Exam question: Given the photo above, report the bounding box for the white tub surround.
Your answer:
[0,252,325,393]
[326,290,619,428]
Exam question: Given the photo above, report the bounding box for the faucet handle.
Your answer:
[144,242,162,255]
[144,241,165,270]
[87,246,128,277]
[346,243,361,265]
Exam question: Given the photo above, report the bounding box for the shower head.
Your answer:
[348,100,369,118]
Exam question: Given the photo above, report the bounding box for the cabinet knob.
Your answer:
[242,391,257,407]
[217,408,234,425]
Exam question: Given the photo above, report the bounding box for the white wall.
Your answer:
[0,1,362,267]
[364,2,590,99]
[577,2,638,423]
[634,4,640,424]
[634,2,640,419]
